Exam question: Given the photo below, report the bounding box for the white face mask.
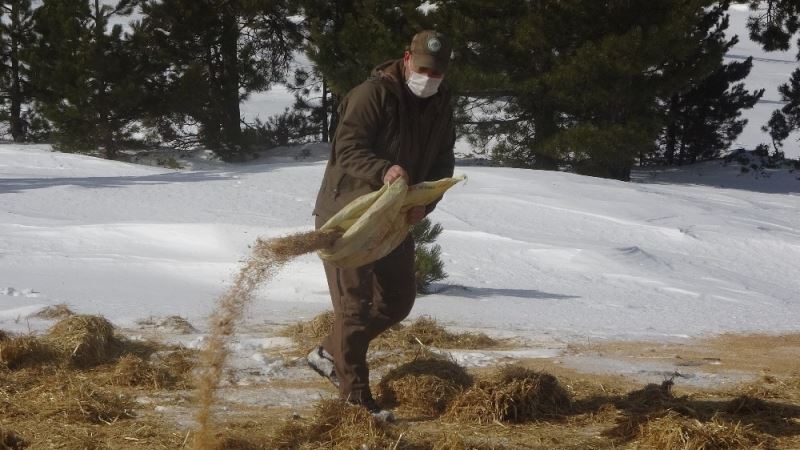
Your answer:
[406,70,442,98]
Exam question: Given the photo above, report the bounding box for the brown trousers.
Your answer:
[315,216,416,402]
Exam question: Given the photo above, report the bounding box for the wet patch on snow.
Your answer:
[560,354,755,389]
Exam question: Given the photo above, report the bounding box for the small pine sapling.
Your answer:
[411,218,448,294]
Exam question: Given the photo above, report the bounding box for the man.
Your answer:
[308,30,456,421]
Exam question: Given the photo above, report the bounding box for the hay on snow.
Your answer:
[46,314,119,368]
[377,355,472,415]
[445,365,571,424]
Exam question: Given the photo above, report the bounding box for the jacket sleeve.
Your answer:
[424,113,457,215]
[332,82,393,186]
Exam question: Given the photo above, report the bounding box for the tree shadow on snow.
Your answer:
[0,171,233,194]
[631,168,800,195]
[431,284,580,300]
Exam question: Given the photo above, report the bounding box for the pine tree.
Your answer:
[766,69,800,151]
[270,66,333,145]
[411,218,447,295]
[300,0,427,134]
[0,0,35,142]
[433,0,747,180]
[746,0,799,52]
[27,0,143,158]
[746,1,800,151]
[134,0,301,160]
[663,59,764,164]
[660,4,764,165]
[301,0,425,96]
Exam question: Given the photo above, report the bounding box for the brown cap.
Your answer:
[409,30,452,74]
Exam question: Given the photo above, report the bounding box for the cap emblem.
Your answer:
[426,37,442,53]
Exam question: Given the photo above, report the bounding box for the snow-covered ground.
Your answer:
[2,144,798,347]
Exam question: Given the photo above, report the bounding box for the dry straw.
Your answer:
[375,316,498,350]
[445,365,571,424]
[635,412,771,450]
[267,399,400,450]
[284,312,498,355]
[280,310,334,345]
[606,380,688,441]
[726,395,772,416]
[109,354,173,389]
[377,355,472,415]
[45,314,119,368]
[192,229,340,449]
[14,374,135,424]
[0,333,51,369]
[429,433,506,450]
[32,304,75,320]
[155,347,197,389]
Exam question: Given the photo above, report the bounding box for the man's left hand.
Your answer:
[406,206,426,225]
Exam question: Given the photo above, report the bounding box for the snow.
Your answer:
[2,144,798,348]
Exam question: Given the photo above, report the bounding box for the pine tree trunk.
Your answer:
[532,106,559,170]
[321,78,329,143]
[203,46,222,151]
[220,2,242,158]
[94,0,116,159]
[329,93,340,139]
[665,95,679,166]
[9,0,24,142]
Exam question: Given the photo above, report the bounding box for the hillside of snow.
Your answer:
[2,144,798,348]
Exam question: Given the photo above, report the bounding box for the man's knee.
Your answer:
[382,287,416,325]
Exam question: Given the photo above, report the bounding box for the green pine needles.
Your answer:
[412,218,448,295]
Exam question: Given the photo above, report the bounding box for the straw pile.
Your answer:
[618,379,679,413]
[109,354,172,389]
[606,380,689,440]
[16,376,135,424]
[284,314,498,356]
[634,412,771,450]
[445,365,571,423]
[375,316,497,350]
[45,314,119,368]
[192,229,340,449]
[155,348,197,389]
[726,395,772,416]
[280,310,335,345]
[138,315,198,334]
[429,433,506,450]
[267,399,402,450]
[0,333,51,369]
[738,372,800,402]
[32,304,74,320]
[377,356,472,415]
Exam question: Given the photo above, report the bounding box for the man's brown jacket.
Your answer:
[313,59,456,222]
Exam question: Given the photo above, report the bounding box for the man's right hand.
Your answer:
[383,165,409,185]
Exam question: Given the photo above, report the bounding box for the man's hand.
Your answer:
[384,165,409,185]
[406,206,426,225]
